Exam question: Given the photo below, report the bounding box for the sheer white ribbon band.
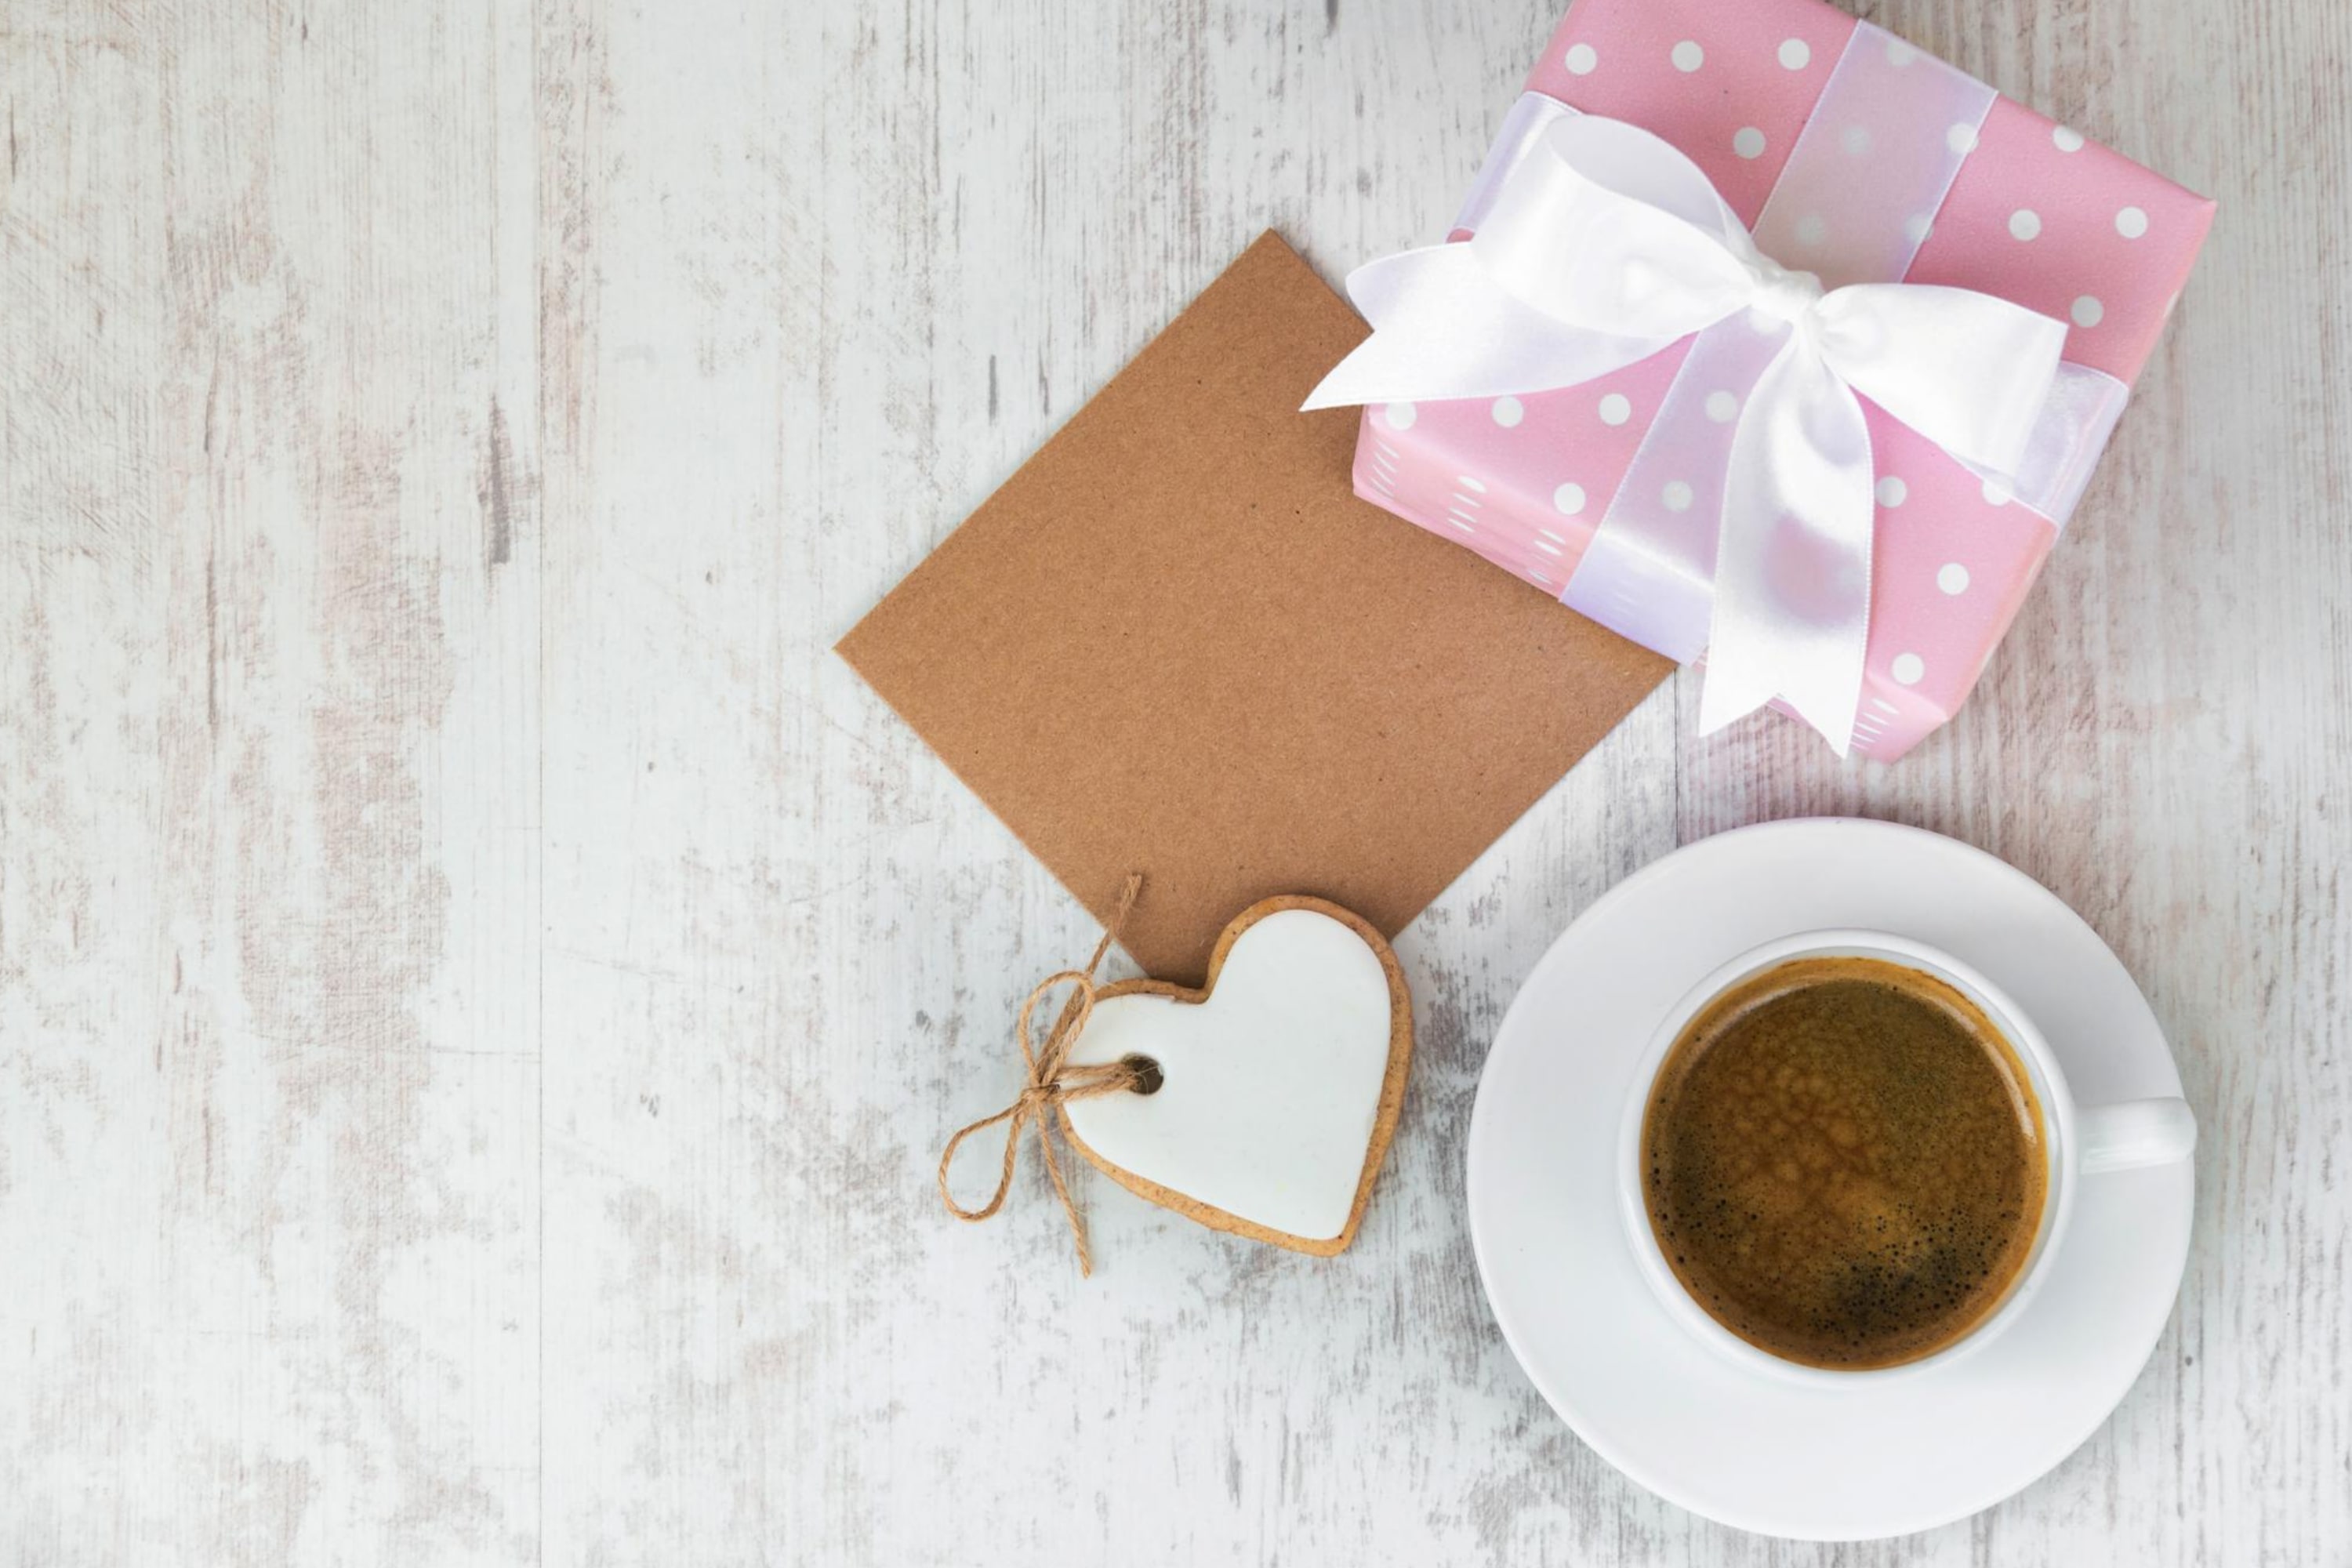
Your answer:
[1303,26,2129,754]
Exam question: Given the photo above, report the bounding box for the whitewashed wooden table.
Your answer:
[4,0,2347,1561]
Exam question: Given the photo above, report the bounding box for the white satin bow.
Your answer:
[1305,115,2069,754]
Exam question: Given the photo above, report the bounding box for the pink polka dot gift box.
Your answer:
[1305,0,2211,760]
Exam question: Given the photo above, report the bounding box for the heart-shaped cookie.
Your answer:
[1058,897,1412,1255]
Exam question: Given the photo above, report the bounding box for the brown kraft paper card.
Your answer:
[837,230,1671,985]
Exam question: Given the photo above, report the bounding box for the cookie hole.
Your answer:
[1122,1054,1164,1095]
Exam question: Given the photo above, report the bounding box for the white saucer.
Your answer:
[1466,818,2194,1541]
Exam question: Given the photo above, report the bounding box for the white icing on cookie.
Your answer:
[1064,909,1394,1240]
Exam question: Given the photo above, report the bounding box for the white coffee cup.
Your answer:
[1616,929,2197,1385]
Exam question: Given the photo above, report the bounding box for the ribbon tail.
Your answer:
[1699,339,1876,756]
[1302,245,1675,411]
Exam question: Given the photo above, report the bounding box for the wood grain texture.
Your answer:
[1,0,2344,1563]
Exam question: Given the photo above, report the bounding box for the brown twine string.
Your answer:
[936,873,1160,1276]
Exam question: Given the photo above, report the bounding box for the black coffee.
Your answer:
[1640,956,2048,1370]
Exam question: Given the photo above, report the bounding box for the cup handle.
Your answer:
[2076,1097,2198,1174]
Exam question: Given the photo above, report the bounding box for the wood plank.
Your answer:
[2,1,540,1559]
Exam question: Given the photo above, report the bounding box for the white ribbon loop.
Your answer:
[1302,113,2069,753]
[1477,117,1756,336]
[1809,285,2065,474]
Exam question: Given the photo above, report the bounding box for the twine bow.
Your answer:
[936,874,1161,1276]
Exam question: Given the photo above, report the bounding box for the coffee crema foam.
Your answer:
[1640,956,2048,1370]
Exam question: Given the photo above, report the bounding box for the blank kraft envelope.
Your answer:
[837,230,1670,985]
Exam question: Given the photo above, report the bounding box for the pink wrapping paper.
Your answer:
[1352,0,2212,759]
